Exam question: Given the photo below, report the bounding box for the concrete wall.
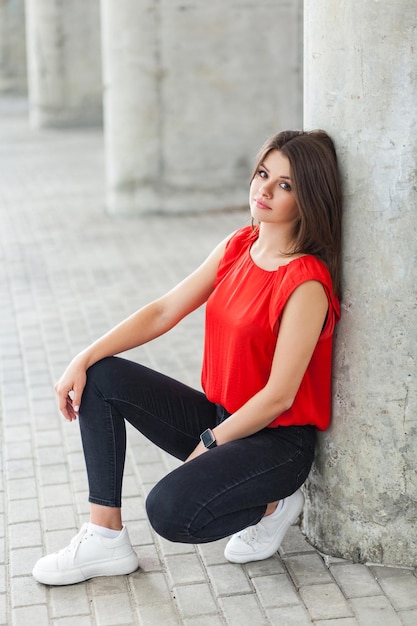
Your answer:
[303,0,417,567]
[101,0,303,215]
[0,0,27,93]
[25,0,102,127]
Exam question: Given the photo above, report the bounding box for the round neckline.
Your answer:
[248,240,307,273]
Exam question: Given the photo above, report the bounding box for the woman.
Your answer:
[33,129,342,586]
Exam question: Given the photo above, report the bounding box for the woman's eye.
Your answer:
[258,169,267,179]
[280,182,292,191]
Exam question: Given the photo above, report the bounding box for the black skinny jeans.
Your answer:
[78,356,316,544]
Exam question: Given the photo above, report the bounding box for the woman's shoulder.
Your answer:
[280,254,340,316]
[277,254,338,307]
[284,254,332,285]
[270,254,340,330]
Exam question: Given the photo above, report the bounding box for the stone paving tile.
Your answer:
[42,504,77,532]
[38,484,73,508]
[133,461,168,485]
[369,566,417,611]
[92,591,136,626]
[284,552,334,588]
[198,538,229,567]
[137,603,182,625]
[165,553,207,587]
[88,575,131,598]
[124,519,154,547]
[349,595,403,626]
[4,441,33,462]
[251,573,302,608]
[8,521,42,550]
[299,582,354,621]
[11,605,50,626]
[157,536,197,558]
[38,463,70,487]
[8,498,40,524]
[123,494,150,529]
[244,555,285,578]
[130,571,173,605]
[399,608,417,626]
[9,546,43,577]
[135,543,163,573]
[49,582,90,618]
[330,562,384,598]
[207,563,253,597]
[219,593,268,625]
[266,604,313,625]
[173,582,218,620]
[10,575,47,609]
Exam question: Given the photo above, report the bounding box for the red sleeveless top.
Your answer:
[201,227,340,430]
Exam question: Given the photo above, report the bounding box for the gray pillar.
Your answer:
[25,0,102,128]
[0,0,27,94]
[101,0,303,216]
[303,1,417,567]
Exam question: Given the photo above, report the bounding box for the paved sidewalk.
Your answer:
[0,97,416,626]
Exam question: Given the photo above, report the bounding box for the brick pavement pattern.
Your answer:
[1,98,416,625]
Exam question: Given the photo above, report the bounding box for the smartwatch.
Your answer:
[200,428,217,449]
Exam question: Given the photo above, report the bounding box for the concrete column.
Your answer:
[25,0,102,128]
[0,0,27,93]
[303,1,417,567]
[101,0,303,215]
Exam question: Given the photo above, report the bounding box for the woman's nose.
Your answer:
[259,181,272,197]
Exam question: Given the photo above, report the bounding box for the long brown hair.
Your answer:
[252,130,343,297]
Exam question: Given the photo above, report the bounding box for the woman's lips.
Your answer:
[255,198,271,210]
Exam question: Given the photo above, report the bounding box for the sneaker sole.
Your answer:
[33,551,139,586]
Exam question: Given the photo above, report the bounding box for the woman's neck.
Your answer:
[256,222,296,256]
[251,223,300,271]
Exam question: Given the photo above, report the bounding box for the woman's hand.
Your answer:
[54,355,88,422]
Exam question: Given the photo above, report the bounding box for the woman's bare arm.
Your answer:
[55,235,230,421]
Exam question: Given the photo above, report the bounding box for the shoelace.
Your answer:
[58,524,89,556]
[238,523,264,546]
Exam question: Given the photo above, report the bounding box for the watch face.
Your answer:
[201,429,216,448]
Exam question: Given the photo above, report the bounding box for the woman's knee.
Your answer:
[145,474,197,543]
[82,357,125,405]
[86,356,118,387]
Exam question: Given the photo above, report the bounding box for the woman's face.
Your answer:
[249,150,299,227]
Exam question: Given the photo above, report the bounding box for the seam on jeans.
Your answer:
[103,396,201,442]
[87,399,121,508]
[89,496,117,507]
[108,402,121,507]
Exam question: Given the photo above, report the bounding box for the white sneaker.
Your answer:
[224,489,304,564]
[32,524,139,585]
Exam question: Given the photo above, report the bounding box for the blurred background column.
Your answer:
[303,0,417,567]
[0,0,27,94]
[25,0,102,128]
[100,0,304,215]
